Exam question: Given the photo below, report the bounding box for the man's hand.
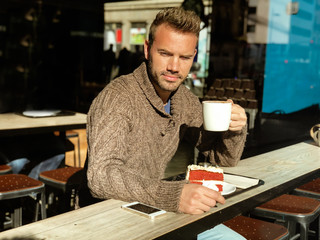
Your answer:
[227,99,247,131]
[179,184,225,214]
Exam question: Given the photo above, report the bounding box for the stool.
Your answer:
[39,167,83,214]
[40,129,86,215]
[66,130,81,167]
[224,215,289,240]
[0,174,46,228]
[0,165,12,175]
[292,178,320,200]
[54,130,81,167]
[251,194,320,240]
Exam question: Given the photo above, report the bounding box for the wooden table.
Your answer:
[0,112,87,136]
[0,141,319,240]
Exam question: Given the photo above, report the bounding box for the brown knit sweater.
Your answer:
[86,62,247,212]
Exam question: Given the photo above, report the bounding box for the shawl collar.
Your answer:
[133,62,185,119]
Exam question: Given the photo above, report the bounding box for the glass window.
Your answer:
[104,23,122,53]
[130,22,146,50]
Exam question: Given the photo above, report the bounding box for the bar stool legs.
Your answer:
[291,178,320,239]
[12,205,22,228]
[39,167,83,214]
[251,194,320,240]
[0,174,46,229]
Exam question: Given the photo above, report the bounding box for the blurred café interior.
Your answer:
[0,0,319,239]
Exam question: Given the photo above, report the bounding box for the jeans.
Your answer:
[28,154,65,179]
[7,158,30,174]
[198,224,246,240]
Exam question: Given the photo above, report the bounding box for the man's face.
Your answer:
[144,24,197,96]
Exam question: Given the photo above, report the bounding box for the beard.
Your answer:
[146,58,186,93]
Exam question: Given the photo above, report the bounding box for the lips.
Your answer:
[162,73,182,82]
[164,75,179,82]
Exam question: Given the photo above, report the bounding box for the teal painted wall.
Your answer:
[262,0,320,113]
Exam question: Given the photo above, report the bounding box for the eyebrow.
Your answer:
[157,48,194,58]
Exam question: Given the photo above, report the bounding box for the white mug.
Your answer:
[202,101,232,131]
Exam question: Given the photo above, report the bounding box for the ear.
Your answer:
[144,40,150,60]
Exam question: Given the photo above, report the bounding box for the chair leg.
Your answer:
[317,216,320,240]
[73,148,77,166]
[46,188,72,215]
[60,189,73,213]
[77,136,81,167]
[286,220,297,239]
[34,202,39,221]
[13,207,22,227]
[41,190,47,219]
[300,223,309,240]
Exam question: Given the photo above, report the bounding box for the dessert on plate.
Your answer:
[186,164,224,192]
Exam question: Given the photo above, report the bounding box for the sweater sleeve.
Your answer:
[86,88,185,212]
[183,95,247,167]
[204,127,247,167]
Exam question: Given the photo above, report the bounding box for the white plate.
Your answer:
[22,110,60,117]
[222,182,236,195]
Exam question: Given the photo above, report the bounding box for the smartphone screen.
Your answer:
[127,203,162,214]
[122,202,166,219]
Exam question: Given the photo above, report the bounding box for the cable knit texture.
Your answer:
[86,62,247,212]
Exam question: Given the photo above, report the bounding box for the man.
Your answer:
[80,7,247,239]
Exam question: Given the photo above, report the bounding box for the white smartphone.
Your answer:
[121,202,166,219]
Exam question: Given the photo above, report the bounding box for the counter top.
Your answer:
[0,112,87,136]
[0,141,319,239]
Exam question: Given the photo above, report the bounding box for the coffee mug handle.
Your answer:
[310,124,320,146]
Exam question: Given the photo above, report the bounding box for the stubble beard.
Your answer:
[147,58,185,93]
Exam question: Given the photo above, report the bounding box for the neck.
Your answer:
[146,64,172,103]
[153,83,171,104]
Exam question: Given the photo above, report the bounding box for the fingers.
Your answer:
[198,192,225,213]
[207,191,226,205]
[179,184,226,215]
[228,100,247,131]
[203,187,225,205]
[226,99,234,104]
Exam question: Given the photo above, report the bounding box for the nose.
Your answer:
[167,57,180,73]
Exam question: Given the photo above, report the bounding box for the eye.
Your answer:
[181,56,192,60]
[159,51,170,57]
[180,55,193,61]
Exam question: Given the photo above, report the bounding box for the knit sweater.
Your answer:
[86,62,247,212]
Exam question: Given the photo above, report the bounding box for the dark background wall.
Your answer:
[0,0,104,113]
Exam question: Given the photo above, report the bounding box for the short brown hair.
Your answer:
[148,7,201,48]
